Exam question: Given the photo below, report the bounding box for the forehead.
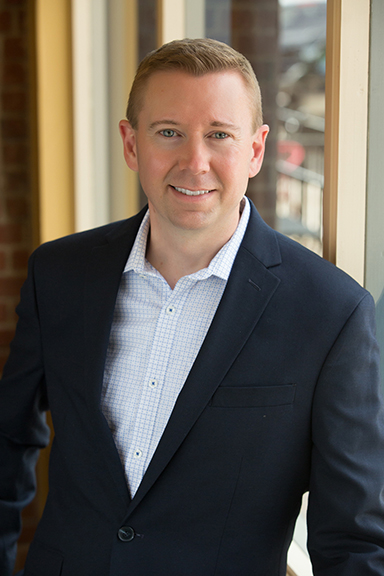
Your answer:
[138,70,254,127]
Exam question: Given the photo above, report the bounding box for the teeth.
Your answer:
[174,186,211,196]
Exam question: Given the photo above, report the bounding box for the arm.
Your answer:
[308,293,384,575]
[0,252,50,576]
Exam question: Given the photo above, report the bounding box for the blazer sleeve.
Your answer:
[0,251,51,576]
[308,292,384,575]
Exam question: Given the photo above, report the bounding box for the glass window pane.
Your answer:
[205,0,326,256]
[277,0,326,256]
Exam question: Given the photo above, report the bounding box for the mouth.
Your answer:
[172,185,213,196]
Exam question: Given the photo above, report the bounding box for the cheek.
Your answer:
[137,153,173,196]
[145,144,173,170]
[137,150,162,178]
[216,149,252,179]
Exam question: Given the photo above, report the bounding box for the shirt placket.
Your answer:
[126,280,190,496]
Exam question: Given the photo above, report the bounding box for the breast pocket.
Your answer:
[210,384,296,407]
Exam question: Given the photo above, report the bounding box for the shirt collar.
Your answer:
[124,196,250,281]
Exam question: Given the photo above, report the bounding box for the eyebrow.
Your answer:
[148,119,241,131]
[209,121,241,131]
[148,120,179,131]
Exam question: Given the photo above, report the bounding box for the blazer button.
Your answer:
[118,526,135,542]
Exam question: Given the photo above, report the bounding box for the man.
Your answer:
[1,38,384,576]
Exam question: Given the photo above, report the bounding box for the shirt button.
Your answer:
[118,526,135,542]
[133,449,143,459]
[166,304,176,315]
[149,378,158,389]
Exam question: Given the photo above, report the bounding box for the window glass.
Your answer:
[277,0,326,256]
[206,0,326,257]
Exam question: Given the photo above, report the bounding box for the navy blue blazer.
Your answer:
[1,202,384,575]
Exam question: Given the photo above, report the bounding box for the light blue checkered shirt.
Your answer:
[101,197,250,496]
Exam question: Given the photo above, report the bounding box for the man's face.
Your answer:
[120,70,268,239]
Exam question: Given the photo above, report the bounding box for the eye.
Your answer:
[160,129,176,138]
[212,132,229,139]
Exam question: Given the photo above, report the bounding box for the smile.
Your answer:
[173,186,212,196]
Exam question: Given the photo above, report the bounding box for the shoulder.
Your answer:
[244,201,370,318]
[31,208,147,266]
[276,231,367,304]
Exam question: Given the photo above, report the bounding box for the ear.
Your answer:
[249,124,269,178]
[119,119,139,172]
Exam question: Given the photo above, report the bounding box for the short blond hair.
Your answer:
[126,38,263,132]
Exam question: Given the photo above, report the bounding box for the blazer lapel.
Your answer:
[84,211,146,402]
[128,203,282,514]
[83,210,146,504]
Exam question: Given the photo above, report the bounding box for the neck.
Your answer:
[146,215,240,290]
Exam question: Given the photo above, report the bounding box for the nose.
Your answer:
[178,138,210,175]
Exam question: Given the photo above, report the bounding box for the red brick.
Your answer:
[232,8,255,28]
[3,142,27,164]
[1,118,27,137]
[5,37,25,59]
[3,172,28,193]
[0,10,11,32]
[10,304,19,322]
[235,35,278,62]
[0,329,16,346]
[0,351,11,374]
[18,7,26,33]
[232,6,275,27]
[12,249,29,269]
[0,252,6,270]
[0,303,7,321]
[0,276,24,296]
[1,91,26,112]
[0,223,22,242]
[2,63,26,85]
[6,197,29,219]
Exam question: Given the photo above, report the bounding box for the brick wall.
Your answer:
[0,1,38,570]
[0,0,34,374]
